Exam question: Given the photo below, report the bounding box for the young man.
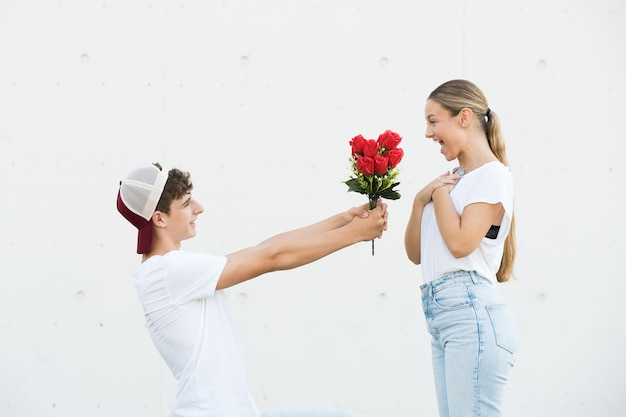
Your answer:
[116,162,388,417]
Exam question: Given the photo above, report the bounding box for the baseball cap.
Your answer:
[117,164,169,254]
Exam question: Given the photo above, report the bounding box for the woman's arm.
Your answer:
[404,171,457,265]
[432,187,503,258]
[404,197,425,265]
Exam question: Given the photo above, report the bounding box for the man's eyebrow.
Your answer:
[182,195,192,206]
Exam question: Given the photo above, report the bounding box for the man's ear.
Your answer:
[152,211,167,228]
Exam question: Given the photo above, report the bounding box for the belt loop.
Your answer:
[469,270,478,284]
[423,282,430,298]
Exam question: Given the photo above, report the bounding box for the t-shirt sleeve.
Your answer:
[465,164,513,214]
[164,251,227,304]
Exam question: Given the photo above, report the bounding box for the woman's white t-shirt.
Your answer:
[133,250,260,417]
[420,161,514,284]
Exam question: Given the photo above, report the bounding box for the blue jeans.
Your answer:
[261,409,353,417]
[420,271,518,417]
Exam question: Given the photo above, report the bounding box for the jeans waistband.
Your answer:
[420,270,482,296]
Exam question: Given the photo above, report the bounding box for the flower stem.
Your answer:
[369,196,377,256]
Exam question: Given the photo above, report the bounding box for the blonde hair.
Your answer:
[429,80,516,282]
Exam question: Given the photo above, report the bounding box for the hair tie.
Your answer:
[485,107,491,118]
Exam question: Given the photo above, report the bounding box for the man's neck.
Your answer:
[141,239,181,263]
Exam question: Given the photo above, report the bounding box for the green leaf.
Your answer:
[345,178,368,194]
[380,190,401,200]
[379,182,401,200]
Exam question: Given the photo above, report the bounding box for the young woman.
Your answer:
[404,80,518,417]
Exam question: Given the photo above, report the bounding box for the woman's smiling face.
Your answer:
[424,99,462,161]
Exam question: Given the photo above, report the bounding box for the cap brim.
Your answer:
[117,190,154,254]
[136,222,154,255]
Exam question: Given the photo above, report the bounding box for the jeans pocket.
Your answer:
[432,283,472,310]
[486,304,519,354]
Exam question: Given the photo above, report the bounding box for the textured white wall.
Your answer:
[1,1,625,416]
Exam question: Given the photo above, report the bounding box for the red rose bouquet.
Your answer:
[345,129,403,255]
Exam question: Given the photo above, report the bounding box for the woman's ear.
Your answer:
[458,107,474,127]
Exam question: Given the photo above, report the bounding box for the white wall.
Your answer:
[1,1,624,416]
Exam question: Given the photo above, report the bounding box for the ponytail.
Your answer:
[485,109,515,282]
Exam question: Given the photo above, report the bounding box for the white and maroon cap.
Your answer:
[116,164,169,254]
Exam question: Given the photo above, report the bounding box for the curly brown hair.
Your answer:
[152,162,193,214]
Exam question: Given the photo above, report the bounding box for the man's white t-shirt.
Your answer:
[420,161,514,284]
[133,250,260,417]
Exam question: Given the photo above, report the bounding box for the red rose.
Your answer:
[377,130,402,150]
[350,134,367,156]
[363,139,380,157]
[374,155,389,174]
[356,156,374,175]
[385,148,404,168]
